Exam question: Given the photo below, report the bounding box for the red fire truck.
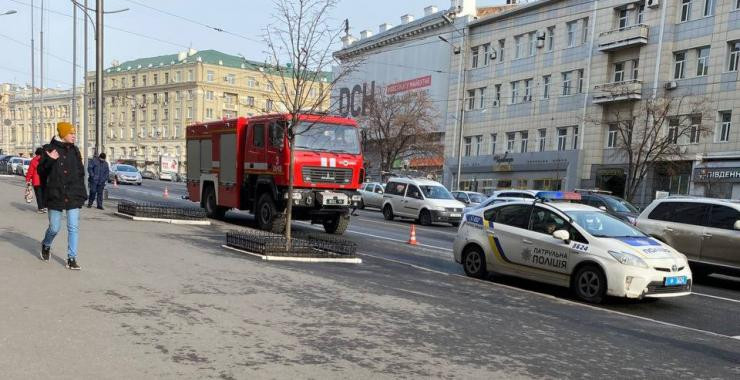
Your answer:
[186,113,364,234]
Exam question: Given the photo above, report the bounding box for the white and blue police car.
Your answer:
[453,192,692,303]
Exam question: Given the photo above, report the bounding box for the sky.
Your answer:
[0,0,505,90]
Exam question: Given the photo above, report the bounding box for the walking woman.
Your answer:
[25,147,46,213]
[38,122,87,270]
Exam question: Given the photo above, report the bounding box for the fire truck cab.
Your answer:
[186,114,364,235]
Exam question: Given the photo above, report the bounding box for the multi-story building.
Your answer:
[86,49,329,175]
[332,0,514,181]
[446,0,740,203]
[1,83,84,156]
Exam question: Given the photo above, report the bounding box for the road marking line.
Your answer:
[359,253,739,342]
[692,292,740,304]
[355,217,458,237]
[358,252,451,276]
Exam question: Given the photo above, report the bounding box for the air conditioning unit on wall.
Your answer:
[647,0,660,8]
[664,81,677,90]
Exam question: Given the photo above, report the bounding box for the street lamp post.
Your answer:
[439,29,468,191]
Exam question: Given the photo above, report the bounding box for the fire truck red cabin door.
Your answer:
[245,123,267,173]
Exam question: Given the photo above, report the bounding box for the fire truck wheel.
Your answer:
[323,214,350,235]
[257,193,286,233]
[204,185,227,219]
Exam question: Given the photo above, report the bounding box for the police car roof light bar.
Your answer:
[574,188,612,195]
[535,191,582,201]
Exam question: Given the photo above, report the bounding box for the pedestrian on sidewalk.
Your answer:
[25,147,47,213]
[87,152,109,210]
[38,122,87,270]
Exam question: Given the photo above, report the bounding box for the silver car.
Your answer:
[636,196,740,277]
[358,182,385,209]
[109,164,143,185]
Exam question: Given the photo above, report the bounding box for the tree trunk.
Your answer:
[285,132,296,248]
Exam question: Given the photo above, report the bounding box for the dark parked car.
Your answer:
[0,155,12,173]
[574,189,639,224]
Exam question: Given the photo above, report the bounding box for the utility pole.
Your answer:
[40,0,45,144]
[72,2,77,128]
[83,0,88,160]
[95,0,103,155]
[31,0,36,147]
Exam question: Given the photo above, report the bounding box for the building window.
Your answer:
[175,109,181,120]
[728,41,740,72]
[207,71,214,82]
[538,129,547,152]
[482,43,491,66]
[719,111,731,142]
[226,74,236,84]
[175,71,182,83]
[674,52,686,79]
[464,137,472,156]
[681,0,692,22]
[265,99,273,112]
[528,32,537,56]
[141,110,147,123]
[566,21,577,47]
[562,71,572,96]
[510,82,519,104]
[132,76,137,87]
[558,127,568,151]
[614,62,625,82]
[506,133,516,152]
[248,77,256,88]
[704,0,714,17]
[498,39,505,63]
[163,109,169,121]
[187,90,194,100]
[572,126,579,149]
[577,69,584,93]
[520,131,528,153]
[164,73,169,84]
[187,70,194,81]
[546,27,555,52]
[582,17,589,44]
[186,107,193,119]
[490,133,497,154]
[667,117,679,144]
[206,108,214,119]
[631,59,639,79]
[474,135,483,156]
[606,124,618,148]
[467,89,476,110]
[515,35,523,59]
[637,5,645,24]
[523,79,532,102]
[247,96,255,107]
[494,84,501,106]
[471,46,480,68]
[618,9,629,30]
[152,109,158,121]
[206,91,214,101]
[153,74,158,85]
[689,115,701,144]
[543,75,551,99]
[478,87,486,109]
[697,47,710,76]
[141,75,147,87]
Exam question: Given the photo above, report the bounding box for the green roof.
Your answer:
[106,49,332,81]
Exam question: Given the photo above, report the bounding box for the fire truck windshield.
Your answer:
[294,122,360,154]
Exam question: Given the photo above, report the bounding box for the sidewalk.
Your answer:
[0,176,504,379]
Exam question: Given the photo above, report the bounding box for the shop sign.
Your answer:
[693,167,740,183]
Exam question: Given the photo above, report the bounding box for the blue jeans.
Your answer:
[42,208,80,259]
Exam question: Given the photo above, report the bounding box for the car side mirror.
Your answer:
[553,230,570,243]
[735,220,740,230]
[598,206,607,211]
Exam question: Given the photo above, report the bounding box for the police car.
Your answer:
[453,192,692,303]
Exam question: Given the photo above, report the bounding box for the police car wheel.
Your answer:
[573,265,607,303]
[463,246,487,279]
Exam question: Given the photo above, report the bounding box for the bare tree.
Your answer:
[262,0,361,243]
[590,94,710,202]
[361,88,440,179]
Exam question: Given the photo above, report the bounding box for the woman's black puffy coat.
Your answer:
[38,138,87,210]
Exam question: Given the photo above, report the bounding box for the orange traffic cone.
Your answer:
[407,224,418,246]
[163,186,169,199]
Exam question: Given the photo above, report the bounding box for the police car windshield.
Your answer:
[566,211,646,238]
[294,122,360,154]
[603,196,638,213]
[420,185,454,200]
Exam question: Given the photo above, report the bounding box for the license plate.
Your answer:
[450,213,461,218]
[326,199,344,205]
[664,276,687,286]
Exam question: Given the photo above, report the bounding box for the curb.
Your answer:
[114,212,211,225]
[222,245,362,264]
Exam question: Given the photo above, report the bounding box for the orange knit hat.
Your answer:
[57,122,76,138]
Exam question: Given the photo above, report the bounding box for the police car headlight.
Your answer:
[608,250,649,269]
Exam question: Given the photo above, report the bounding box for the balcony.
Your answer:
[592,80,643,104]
[597,24,649,52]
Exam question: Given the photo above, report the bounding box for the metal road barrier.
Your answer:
[117,199,207,221]
[226,230,358,258]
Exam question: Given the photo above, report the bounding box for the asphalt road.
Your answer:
[2,175,740,377]
[116,180,740,339]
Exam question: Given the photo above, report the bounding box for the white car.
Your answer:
[463,197,526,215]
[159,172,175,181]
[358,182,385,209]
[453,192,692,303]
[382,177,465,226]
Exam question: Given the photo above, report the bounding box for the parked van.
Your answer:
[382,177,465,226]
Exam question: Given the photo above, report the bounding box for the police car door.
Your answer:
[485,204,533,269]
[526,206,586,275]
